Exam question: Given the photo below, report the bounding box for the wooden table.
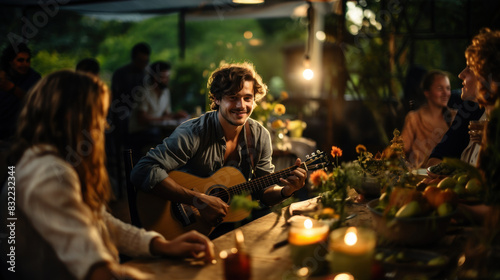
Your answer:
[124,196,489,280]
[124,201,373,280]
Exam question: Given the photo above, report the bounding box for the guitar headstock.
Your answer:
[304,150,330,171]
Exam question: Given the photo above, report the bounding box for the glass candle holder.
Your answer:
[219,248,251,280]
[288,218,330,275]
[328,227,376,280]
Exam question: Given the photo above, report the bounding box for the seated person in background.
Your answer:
[76,57,100,76]
[425,68,485,167]
[455,28,500,226]
[129,61,189,158]
[0,70,214,280]
[401,70,457,168]
[131,62,307,236]
[0,43,41,141]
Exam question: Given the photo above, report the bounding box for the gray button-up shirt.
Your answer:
[130,111,275,194]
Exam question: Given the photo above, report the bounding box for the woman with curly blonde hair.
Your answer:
[1,70,214,280]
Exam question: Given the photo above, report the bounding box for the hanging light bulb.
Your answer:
[303,55,314,80]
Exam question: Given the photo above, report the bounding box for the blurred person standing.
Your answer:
[129,61,188,157]
[107,42,151,193]
[0,70,214,280]
[401,70,457,168]
[0,43,41,141]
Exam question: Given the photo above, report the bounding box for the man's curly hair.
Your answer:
[465,28,500,106]
[207,62,267,110]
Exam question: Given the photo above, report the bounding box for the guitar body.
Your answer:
[136,150,329,240]
[136,167,251,240]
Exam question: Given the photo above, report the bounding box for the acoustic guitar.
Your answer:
[136,150,329,239]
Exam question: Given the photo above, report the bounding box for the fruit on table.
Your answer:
[437,177,457,189]
[435,189,458,208]
[453,184,467,196]
[465,178,483,195]
[423,186,441,208]
[437,202,454,216]
[456,174,469,186]
[423,186,458,209]
[395,201,422,218]
[427,255,448,266]
[388,187,423,209]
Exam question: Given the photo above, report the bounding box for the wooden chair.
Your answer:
[123,149,142,228]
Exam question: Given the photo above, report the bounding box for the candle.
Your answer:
[288,218,330,275]
[220,248,251,280]
[328,227,376,280]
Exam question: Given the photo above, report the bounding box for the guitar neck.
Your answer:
[229,166,297,196]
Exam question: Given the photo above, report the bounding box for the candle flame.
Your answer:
[334,273,354,280]
[344,227,358,246]
[304,219,313,229]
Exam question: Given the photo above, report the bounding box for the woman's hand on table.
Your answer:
[150,230,215,263]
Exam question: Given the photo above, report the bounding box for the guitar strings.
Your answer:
[206,154,325,200]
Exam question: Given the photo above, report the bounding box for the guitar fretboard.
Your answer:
[229,166,299,196]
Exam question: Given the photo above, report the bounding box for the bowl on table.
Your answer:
[353,174,382,198]
[367,199,455,246]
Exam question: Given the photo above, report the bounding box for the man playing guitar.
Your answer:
[131,62,307,236]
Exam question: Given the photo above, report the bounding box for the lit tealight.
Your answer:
[334,273,355,280]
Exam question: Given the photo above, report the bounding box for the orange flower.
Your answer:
[271,119,285,129]
[356,144,367,154]
[310,169,328,187]
[280,91,289,100]
[331,146,343,158]
[274,104,286,115]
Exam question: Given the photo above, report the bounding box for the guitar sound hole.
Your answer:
[207,186,230,204]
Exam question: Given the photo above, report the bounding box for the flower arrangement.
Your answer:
[309,146,363,224]
[252,91,288,130]
[355,129,408,177]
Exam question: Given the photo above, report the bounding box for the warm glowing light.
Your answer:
[303,69,314,80]
[458,254,466,266]
[346,2,363,26]
[233,0,264,3]
[297,267,310,277]
[244,31,253,39]
[304,219,313,229]
[344,227,358,246]
[334,273,355,280]
[219,250,228,259]
[292,4,308,17]
[349,25,359,35]
[248,38,262,46]
[316,31,326,41]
